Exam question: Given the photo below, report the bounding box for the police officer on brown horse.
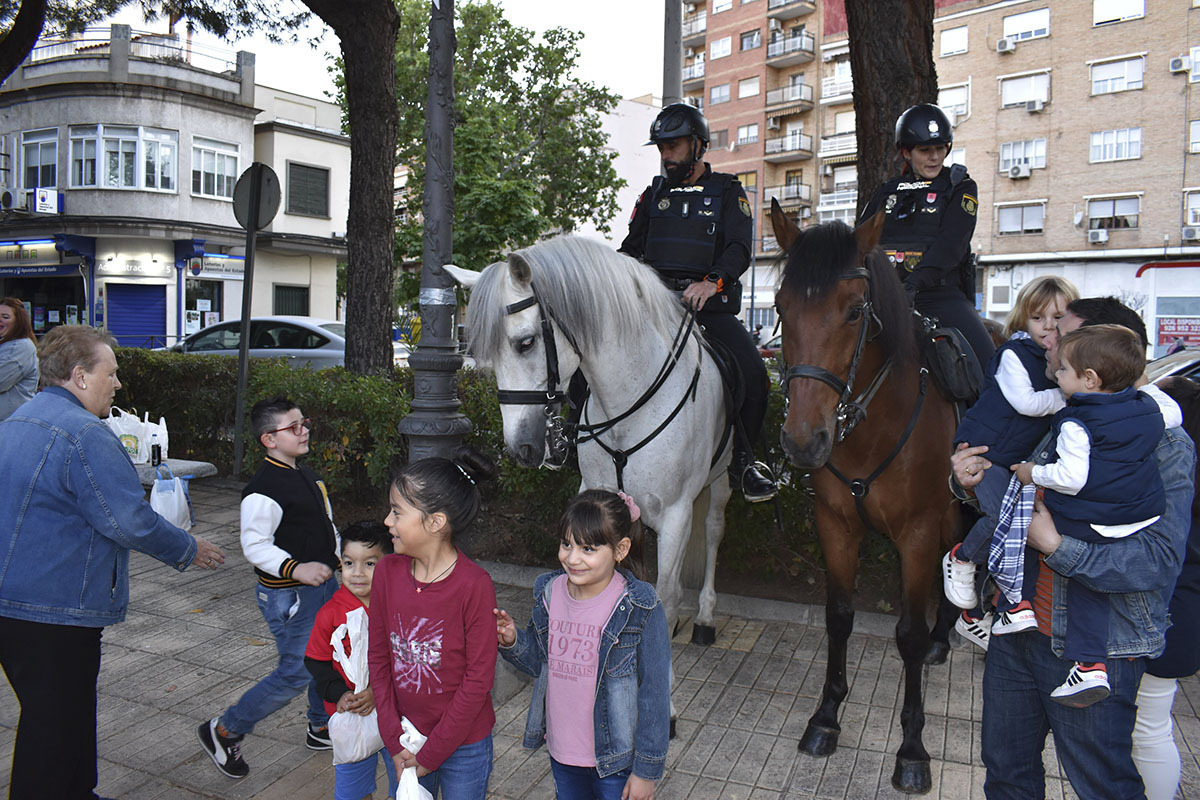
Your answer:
[620,102,777,502]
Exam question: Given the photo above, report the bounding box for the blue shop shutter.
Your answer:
[106,283,167,348]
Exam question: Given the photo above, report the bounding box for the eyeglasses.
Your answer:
[267,418,312,436]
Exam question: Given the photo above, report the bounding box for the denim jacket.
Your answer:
[0,387,196,628]
[1040,426,1196,659]
[500,568,671,780]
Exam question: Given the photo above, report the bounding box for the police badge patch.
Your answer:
[885,194,897,212]
[961,194,978,216]
[658,198,671,210]
[739,197,752,217]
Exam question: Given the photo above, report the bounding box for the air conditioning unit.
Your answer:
[684,47,695,58]
[1170,56,1192,74]
[769,18,782,31]
[1183,225,1200,241]
[1025,99,1045,113]
[767,116,781,130]
[1088,228,1109,244]
[996,37,1016,54]
[821,164,834,176]
[801,207,812,219]
[0,187,21,210]
[1008,164,1032,179]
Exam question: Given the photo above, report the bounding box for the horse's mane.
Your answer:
[779,220,918,365]
[465,235,685,365]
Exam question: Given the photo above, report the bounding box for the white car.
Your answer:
[164,316,410,368]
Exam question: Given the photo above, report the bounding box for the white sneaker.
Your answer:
[942,545,979,609]
[955,611,991,652]
[991,606,1038,635]
[1051,664,1110,708]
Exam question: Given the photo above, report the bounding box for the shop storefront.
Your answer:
[183,254,244,335]
[0,239,87,335]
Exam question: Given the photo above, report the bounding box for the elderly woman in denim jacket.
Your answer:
[0,298,38,420]
[0,325,226,800]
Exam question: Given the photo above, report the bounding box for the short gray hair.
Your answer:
[37,326,117,388]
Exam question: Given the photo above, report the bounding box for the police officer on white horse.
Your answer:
[620,102,777,502]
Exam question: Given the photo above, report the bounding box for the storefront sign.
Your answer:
[34,189,61,214]
[0,262,78,277]
[190,256,245,280]
[96,259,172,278]
[1157,317,1200,346]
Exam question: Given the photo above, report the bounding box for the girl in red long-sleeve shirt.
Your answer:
[368,446,498,800]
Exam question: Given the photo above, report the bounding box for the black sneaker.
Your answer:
[306,723,332,751]
[741,462,779,503]
[197,718,248,779]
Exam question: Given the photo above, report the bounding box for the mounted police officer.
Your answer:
[619,102,777,502]
[860,103,995,367]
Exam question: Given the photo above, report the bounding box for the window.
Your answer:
[940,25,968,56]
[738,76,760,99]
[1003,8,1050,41]
[287,162,330,217]
[997,203,1045,235]
[192,138,239,199]
[710,83,730,105]
[737,124,759,145]
[710,129,729,149]
[948,148,966,168]
[740,29,761,51]
[1191,121,1200,153]
[1087,196,1139,229]
[1091,57,1143,95]
[711,36,731,59]
[21,129,57,189]
[1193,46,1200,82]
[1000,72,1050,107]
[1093,0,1143,26]
[713,0,731,11]
[101,126,138,189]
[68,125,176,190]
[274,285,310,316]
[938,85,969,118]
[685,95,704,112]
[1186,192,1200,226]
[1090,128,1141,162]
[70,126,97,187]
[831,165,856,190]
[142,129,176,191]
[999,138,1047,172]
[834,109,855,134]
[736,171,757,195]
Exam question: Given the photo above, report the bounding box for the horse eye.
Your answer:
[847,305,864,322]
[517,336,536,353]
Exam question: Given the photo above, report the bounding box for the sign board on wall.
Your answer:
[1157,317,1200,346]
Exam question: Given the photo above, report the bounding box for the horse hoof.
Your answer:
[924,640,950,666]
[691,624,716,646]
[891,757,932,794]
[798,724,839,757]
[669,717,677,740]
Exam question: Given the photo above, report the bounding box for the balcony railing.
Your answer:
[29,26,238,74]
[820,132,857,156]
[821,76,853,99]
[766,32,815,60]
[768,0,816,12]
[683,13,707,38]
[818,189,858,208]
[763,183,812,204]
[765,83,813,106]
[682,62,705,81]
[765,131,813,156]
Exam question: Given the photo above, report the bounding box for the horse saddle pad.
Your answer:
[699,330,747,423]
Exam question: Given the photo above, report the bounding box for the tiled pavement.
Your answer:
[1,478,1197,799]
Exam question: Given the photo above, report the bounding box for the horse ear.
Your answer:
[441,263,480,289]
[508,252,533,286]
[855,209,885,254]
[769,198,799,253]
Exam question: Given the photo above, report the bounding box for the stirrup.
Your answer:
[741,461,778,503]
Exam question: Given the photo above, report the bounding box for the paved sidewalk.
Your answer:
[1,477,1196,799]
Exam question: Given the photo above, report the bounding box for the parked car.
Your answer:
[759,333,782,359]
[161,316,410,368]
[1148,348,1200,384]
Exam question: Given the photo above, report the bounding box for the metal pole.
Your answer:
[663,0,682,105]
[231,164,262,477]
[396,0,471,461]
[748,186,756,331]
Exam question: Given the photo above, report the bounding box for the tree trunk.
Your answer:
[844,0,937,220]
[0,0,48,84]
[303,0,400,375]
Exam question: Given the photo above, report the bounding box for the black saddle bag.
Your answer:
[920,318,982,405]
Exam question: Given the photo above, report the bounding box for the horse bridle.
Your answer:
[780,266,886,442]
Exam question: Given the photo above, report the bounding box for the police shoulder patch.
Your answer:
[961,194,978,216]
[739,197,752,217]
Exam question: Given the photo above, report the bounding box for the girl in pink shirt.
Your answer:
[496,490,672,800]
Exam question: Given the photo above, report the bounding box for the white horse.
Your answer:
[444,236,733,648]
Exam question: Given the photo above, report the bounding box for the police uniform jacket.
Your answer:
[859,165,979,295]
[620,164,753,313]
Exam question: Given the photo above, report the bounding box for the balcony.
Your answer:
[819,132,857,158]
[683,13,707,46]
[766,32,815,67]
[764,131,813,163]
[821,76,853,103]
[762,183,812,206]
[817,189,858,210]
[682,61,705,86]
[765,82,813,112]
[767,0,817,20]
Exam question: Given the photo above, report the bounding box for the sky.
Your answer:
[109,1,665,104]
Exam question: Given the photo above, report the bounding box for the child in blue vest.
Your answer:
[943,276,1077,644]
[1012,324,1179,706]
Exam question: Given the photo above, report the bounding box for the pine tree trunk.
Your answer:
[304,0,401,376]
[844,0,938,220]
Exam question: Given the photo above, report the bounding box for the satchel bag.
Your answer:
[329,607,386,765]
[921,319,983,404]
[105,407,149,464]
[149,465,193,530]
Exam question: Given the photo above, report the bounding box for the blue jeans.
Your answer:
[550,757,631,800]
[960,466,1011,564]
[335,748,398,800]
[416,735,493,800]
[982,629,1146,799]
[221,579,337,736]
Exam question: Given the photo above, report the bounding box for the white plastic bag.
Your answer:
[105,407,149,464]
[143,413,169,460]
[396,717,433,800]
[329,607,385,765]
[149,465,193,530]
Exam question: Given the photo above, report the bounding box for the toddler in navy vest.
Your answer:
[1012,325,1180,707]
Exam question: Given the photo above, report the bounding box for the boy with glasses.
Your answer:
[199,396,341,779]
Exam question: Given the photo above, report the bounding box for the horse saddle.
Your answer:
[697,328,746,431]
[919,316,982,406]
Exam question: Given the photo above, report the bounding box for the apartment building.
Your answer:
[679,0,1200,352]
[0,24,349,346]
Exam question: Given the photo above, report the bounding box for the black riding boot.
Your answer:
[729,437,777,503]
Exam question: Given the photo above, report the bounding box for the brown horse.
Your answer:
[770,204,960,794]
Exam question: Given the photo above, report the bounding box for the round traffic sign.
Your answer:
[233,163,281,231]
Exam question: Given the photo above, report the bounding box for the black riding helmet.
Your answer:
[647,102,710,146]
[894,103,954,149]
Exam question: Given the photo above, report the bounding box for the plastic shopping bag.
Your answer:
[143,413,169,460]
[149,465,193,530]
[329,607,385,765]
[396,716,433,800]
[105,407,149,464]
